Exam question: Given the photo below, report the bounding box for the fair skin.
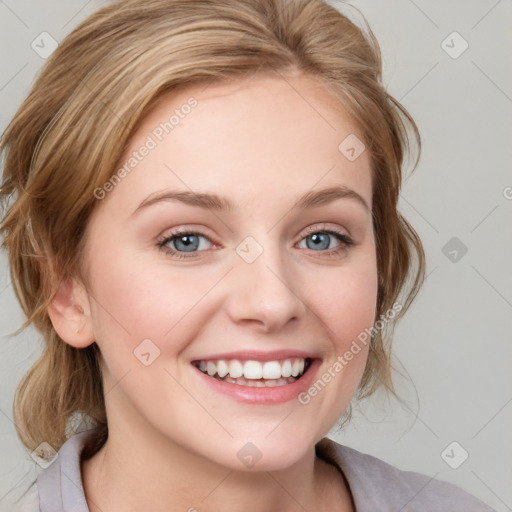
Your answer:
[49,72,377,511]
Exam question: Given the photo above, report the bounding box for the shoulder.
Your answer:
[316,437,496,512]
[25,428,102,512]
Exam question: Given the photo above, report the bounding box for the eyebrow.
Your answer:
[132,185,371,216]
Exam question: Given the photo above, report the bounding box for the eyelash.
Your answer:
[156,226,355,260]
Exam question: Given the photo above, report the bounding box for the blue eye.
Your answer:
[298,229,354,253]
[157,227,354,260]
[158,231,213,259]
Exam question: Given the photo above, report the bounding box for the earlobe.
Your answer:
[48,277,95,348]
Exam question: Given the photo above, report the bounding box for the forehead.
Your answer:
[99,72,372,215]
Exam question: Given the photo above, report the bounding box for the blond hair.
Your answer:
[0,0,425,455]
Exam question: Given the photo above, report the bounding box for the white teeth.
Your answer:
[262,361,282,379]
[291,359,305,377]
[228,360,243,378]
[195,357,308,381]
[281,360,292,378]
[206,361,217,376]
[243,360,263,379]
[220,376,294,387]
[265,378,288,387]
[217,360,229,378]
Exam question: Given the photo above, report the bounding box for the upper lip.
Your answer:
[191,349,318,363]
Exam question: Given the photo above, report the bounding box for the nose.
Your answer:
[223,240,307,333]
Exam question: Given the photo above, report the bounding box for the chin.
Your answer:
[202,430,317,473]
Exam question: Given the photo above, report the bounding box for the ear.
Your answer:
[47,277,95,348]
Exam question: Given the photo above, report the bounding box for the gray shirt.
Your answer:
[12,428,496,511]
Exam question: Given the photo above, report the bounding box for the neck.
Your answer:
[81,424,353,512]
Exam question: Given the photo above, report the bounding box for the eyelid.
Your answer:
[157,227,218,249]
[300,223,350,238]
[157,224,218,242]
[158,223,350,246]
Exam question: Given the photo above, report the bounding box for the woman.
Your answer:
[0,0,495,510]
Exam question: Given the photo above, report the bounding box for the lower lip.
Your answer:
[193,359,321,404]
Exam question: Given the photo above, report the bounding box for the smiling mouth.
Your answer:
[192,358,313,387]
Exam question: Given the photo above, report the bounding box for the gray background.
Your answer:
[1,0,511,510]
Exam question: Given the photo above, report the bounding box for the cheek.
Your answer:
[86,252,221,355]
[312,257,378,351]
[293,258,378,435]
[85,257,219,420]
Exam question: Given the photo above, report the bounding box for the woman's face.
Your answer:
[80,72,377,471]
